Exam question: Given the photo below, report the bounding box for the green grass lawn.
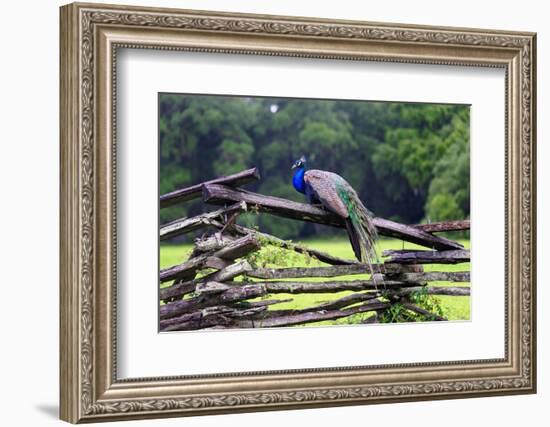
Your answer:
[160,236,470,327]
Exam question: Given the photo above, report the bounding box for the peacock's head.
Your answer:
[291,155,307,170]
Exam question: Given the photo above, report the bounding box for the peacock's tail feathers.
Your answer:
[336,183,380,272]
[303,169,380,275]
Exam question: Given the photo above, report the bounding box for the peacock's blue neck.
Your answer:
[292,167,306,194]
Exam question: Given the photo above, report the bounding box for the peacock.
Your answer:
[291,155,379,268]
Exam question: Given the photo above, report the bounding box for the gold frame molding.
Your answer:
[60,2,537,423]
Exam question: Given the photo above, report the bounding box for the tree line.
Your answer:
[160,93,470,240]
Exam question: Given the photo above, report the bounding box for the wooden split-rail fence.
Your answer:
[159,168,470,331]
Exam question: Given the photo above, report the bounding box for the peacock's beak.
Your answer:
[291,163,297,170]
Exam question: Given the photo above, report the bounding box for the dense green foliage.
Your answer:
[160,94,470,239]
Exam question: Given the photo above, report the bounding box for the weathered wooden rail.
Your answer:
[160,167,260,208]
[202,184,463,251]
[159,169,470,331]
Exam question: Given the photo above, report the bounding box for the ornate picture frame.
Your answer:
[60,2,536,423]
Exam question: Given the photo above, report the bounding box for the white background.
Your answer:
[118,50,504,377]
[0,0,546,426]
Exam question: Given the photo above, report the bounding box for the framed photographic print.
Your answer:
[59,2,537,423]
